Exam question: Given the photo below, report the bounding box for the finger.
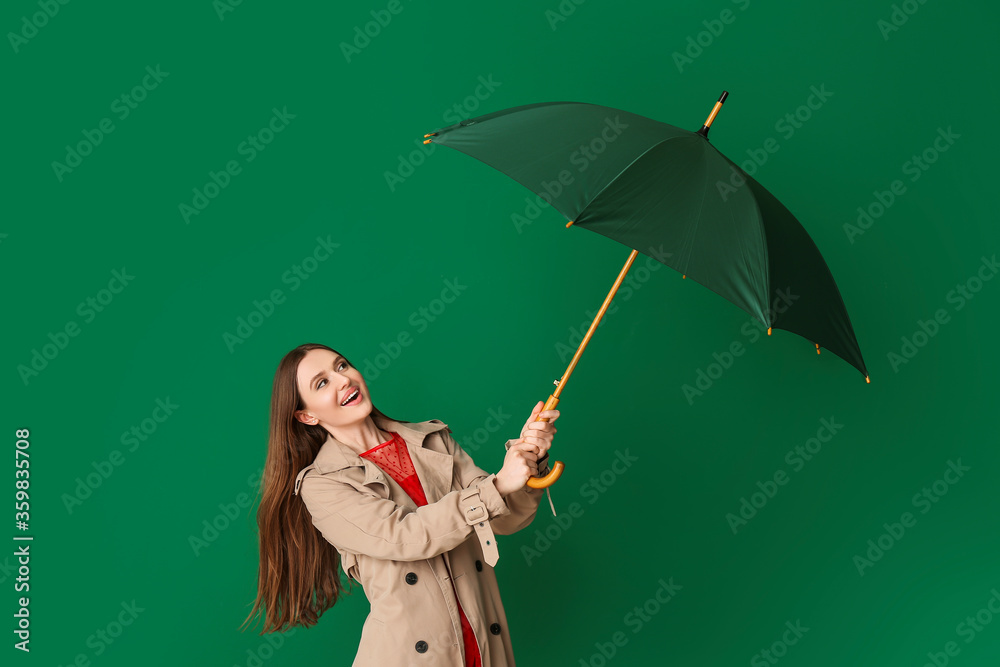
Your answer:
[528,402,554,422]
[524,422,556,434]
[521,434,552,447]
[510,444,539,459]
[518,450,538,462]
[510,441,538,451]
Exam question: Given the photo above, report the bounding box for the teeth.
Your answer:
[342,389,359,406]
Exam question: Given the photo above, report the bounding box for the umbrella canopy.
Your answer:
[424,96,869,381]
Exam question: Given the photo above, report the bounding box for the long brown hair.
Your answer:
[241,342,398,634]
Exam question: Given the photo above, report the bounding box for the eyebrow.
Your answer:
[309,355,345,390]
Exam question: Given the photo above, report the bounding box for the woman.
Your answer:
[242,342,559,666]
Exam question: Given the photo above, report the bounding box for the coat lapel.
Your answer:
[372,413,455,504]
[304,413,454,503]
[406,441,455,503]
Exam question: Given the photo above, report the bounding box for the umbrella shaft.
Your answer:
[554,248,639,399]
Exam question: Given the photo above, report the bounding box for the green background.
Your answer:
[5,0,999,665]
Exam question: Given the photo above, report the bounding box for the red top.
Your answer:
[360,431,482,667]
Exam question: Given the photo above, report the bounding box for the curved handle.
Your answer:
[525,394,564,489]
[526,460,564,489]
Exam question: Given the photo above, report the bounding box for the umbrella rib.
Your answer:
[686,146,711,276]
[731,187,771,329]
[571,134,692,229]
[710,151,773,329]
[751,185,772,329]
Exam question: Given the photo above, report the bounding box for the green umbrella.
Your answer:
[423,92,869,489]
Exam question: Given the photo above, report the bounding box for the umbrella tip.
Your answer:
[866,375,871,384]
[767,327,772,336]
[697,92,728,138]
[566,220,575,228]
[815,343,821,355]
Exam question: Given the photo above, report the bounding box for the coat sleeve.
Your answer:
[442,429,551,536]
[487,438,552,535]
[297,467,511,563]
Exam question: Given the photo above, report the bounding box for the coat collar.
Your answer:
[298,413,455,502]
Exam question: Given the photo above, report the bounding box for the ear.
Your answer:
[294,410,314,425]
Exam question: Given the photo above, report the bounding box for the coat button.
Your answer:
[415,640,428,653]
[490,623,501,635]
[475,560,483,572]
[405,572,418,585]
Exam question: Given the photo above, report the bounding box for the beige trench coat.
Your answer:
[293,411,553,667]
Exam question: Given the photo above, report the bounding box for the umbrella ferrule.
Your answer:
[696,90,729,138]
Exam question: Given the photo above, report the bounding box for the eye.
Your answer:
[316,361,348,389]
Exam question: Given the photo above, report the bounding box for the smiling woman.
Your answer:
[241,342,559,667]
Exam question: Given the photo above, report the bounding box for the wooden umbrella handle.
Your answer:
[526,394,564,489]
[523,249,640,490]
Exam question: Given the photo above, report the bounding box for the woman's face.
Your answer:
[294,348,372,429]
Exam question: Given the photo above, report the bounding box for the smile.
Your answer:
[341,388,362,406]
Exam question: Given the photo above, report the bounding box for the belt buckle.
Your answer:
[465,504,487,524]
